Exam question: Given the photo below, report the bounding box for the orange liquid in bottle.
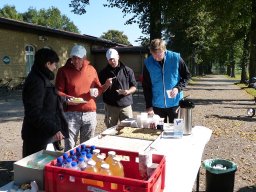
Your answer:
[82,160,98,186]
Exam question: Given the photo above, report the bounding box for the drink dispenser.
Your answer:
[178,99,195,135]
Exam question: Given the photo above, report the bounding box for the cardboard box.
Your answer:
[14,150,63,190]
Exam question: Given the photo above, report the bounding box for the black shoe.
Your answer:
[53,141,64,151]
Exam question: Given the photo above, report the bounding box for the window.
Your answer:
[25,45,35,76]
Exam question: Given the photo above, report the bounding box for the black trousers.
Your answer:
[22,140,47,158]
[153,106,179,123]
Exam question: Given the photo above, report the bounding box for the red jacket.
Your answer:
[55,59,102,112]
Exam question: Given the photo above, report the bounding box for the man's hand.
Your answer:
[168,88,179,98]
[146,107,154,116]
[102,77,114,92]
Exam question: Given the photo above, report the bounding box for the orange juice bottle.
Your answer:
[98,163,116,189]
[105,151,116,167]
[95,154,106,171]
[111,156,124,177]
[92,149,100,162]
[82,160,98,186]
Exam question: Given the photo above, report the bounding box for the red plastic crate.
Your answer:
[45,147,165,192]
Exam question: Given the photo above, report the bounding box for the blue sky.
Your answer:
[0,0,144,45]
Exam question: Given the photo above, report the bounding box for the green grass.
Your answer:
[225,75,256,97]
[236,83,256,97]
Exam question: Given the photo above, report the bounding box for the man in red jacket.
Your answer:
[56,45,112,151]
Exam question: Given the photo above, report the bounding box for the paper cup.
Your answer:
[90,88,98,97]
[166,90,173,98]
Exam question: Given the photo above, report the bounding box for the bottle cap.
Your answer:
[108,151,116,156]
[101,163,110,169]
[87,160,96,166]
[86,153,92,159]
[93,149,100,154]
[71,161,77,167]
[66,158,72,163]
[57,157,63,163]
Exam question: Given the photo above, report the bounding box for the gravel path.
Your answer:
[0,74,255,191]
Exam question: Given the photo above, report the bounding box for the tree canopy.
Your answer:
[100,30,131,45]
[0,5,79,33]
[69,0,256,80]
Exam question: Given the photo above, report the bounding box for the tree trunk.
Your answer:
[249,0,256,79]
[149,1,162,40]
[229,46,235,77]
[240,34,250,83]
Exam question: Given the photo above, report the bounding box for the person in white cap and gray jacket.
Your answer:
[99,48,137,128]
[55,45,112,151]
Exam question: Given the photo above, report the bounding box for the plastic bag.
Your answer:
[203,159,237,174]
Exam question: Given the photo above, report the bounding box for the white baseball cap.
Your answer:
[106,48,119,60]
[70,45,86,58]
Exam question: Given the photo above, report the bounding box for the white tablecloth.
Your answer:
[85,125,212,192]
[150,126,212,192]
[0,126,211,192]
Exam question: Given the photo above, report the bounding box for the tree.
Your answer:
[249,0,256,79]
[0,5,23,20]
[0,5,79,33]
[69,0,256,79]
[100,30,131,45]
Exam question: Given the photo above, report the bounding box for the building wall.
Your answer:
[0,28,92,80]
[93,53,147,79]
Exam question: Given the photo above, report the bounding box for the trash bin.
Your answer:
[203,159,237,192]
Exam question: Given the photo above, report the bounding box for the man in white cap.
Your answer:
[99,48,137,128]
[55,45,112,151]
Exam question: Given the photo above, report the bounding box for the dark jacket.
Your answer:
[22,66,69,145]
[99,62,137,107]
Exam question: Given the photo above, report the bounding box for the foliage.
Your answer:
[0,5,79,33]
[0,5,23,20]
[100,30,131,45]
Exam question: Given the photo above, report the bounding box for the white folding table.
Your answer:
[0,126,211,192]
[85,125,212,192]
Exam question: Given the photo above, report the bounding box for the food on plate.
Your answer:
[117,127,162,141]
[20,183,31,190]
[68,97,87,103]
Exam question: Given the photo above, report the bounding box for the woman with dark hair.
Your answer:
[21,48,69,157]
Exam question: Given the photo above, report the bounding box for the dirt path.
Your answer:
[187,75,256,192]
[0,75,255,191]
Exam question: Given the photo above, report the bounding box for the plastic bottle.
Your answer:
[71,161,79,170]
[90,145,96,154]
[85,148,91,155]
[92,149,100,162]
[78,157,87,171]
[95,154,106,171]
[56,157,64,167]
[105,151,116,167]
[98,164,113,188]
[80,144,86,152]
[86,153,93,163]
[111,157,124,177]
[62,153,69,165]
[64,158,73,169]
[69,150,77,161]
[82,160,98,186]
[75,147,82,158]
[81,151,88,163]
[69,161,79,183]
